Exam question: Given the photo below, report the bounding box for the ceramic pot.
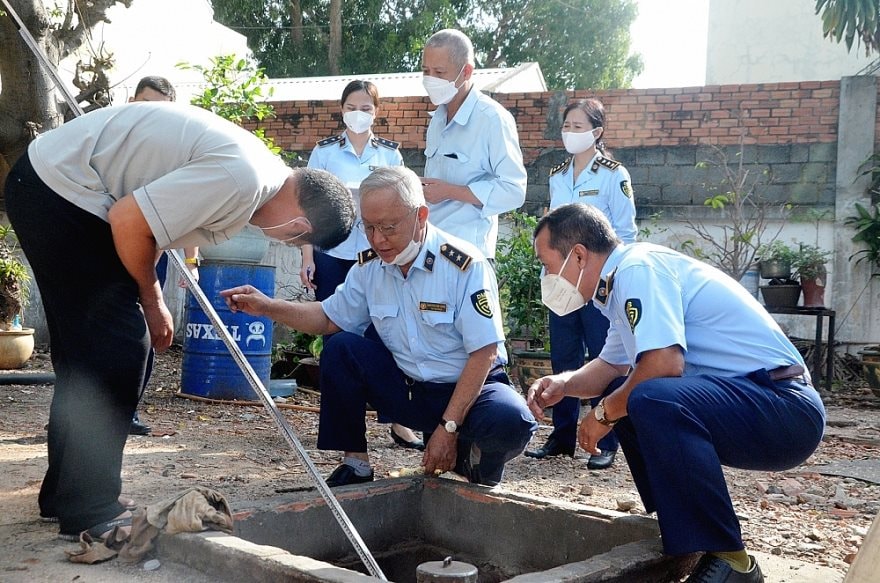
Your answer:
[759,259,792,280]
[0,328,35,369]
[859,348,880,398]
[759,283,801,308]
[510,349,552,392]
[800,277,826,308]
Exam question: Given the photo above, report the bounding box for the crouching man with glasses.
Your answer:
[222,166,537,487]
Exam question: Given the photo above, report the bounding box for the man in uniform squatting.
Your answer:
[527,203,825,583]
[222,166,537,487]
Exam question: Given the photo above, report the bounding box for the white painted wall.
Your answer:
[58,0,250,103]
[706,0,876,84]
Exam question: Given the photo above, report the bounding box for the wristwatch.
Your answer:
[593,398,620,427]
[441,418,458,433]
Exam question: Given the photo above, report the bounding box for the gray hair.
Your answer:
[424,29,475,69]
[360,166,425,209]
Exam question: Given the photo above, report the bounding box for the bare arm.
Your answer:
[422,342,497,475]
[107,196,173,350]
[220,284,341,336]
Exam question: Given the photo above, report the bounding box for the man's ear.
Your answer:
[461,63,475,81]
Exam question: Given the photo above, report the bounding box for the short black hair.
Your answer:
[134,76,176,101]
[535,203,620,256]
[295,168,356,250]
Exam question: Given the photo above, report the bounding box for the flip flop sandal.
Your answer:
[57,514,132,542]
[41,496,137,523]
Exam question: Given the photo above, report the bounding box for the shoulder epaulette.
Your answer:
[372,136,400,150]
[593,268,616,306]
[439,243,473,271]
[357,248,378,265]
[316,135,344,148]
[549,157,572,178]
[591,155,621,172]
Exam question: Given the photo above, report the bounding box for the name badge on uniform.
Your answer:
[579,189,600,197]
[419,302,447,312]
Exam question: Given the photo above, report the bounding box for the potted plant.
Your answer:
[0,225,35,368]
[495,211,551,389]
[756,240,801,308]
[844,202,880,393]
[271,330,322,388]
[792,243,832,308]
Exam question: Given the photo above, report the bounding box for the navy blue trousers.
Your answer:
[610,370,825,555]
[5,154,148,533]
[317,332,537,484]
[547,301,618,453]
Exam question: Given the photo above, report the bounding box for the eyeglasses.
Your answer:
[260,216,312,246]
[356,208,418,238]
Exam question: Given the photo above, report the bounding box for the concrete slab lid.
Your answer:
[811,459,880,485]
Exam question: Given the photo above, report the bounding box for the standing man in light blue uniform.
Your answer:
[420,29,527,259]
[525,98,636,470]
[527,203,825,583]
[222,166,537,488]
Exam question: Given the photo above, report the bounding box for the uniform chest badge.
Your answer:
[579,189,600,197]
[420,302,447,312]
[471,289,493,318]
[624,298,642,332]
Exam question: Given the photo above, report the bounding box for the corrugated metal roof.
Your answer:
[164,62,546,104]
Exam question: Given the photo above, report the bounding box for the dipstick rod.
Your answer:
[167,253,386,580]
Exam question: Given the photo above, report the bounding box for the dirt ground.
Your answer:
[1,345,879,582]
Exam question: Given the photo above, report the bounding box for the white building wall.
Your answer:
[706,0,875,84]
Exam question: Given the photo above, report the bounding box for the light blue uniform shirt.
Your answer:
[424,88,527,258]
[549,153,637,243]
[593,243,805,376]
[321,225,507,383]
[307,132,404,259]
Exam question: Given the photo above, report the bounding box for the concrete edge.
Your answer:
[156,531,380,582]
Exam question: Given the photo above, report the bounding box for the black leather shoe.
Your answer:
[523,437,575,459]
[686,554,764,582]
[325,464,375,488]
[390,427,425,450]
[587,449,616,470]
[129,419,152,436]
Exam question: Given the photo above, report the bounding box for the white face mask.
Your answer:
[388,214,422,266]
[343,110,374,135]
[561,128,600,155]
[540,249,586,316]
[422,65,465,106]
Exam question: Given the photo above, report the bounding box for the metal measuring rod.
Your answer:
[167,250,386,580]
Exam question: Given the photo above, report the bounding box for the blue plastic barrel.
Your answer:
[181,262,275,400]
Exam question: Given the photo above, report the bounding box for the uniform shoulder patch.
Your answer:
[357,248,378,265]
[593,155,621,172]
[470,289,493,319]
[549,157,572,177]
[624,298,642,332]
[620,180,633,198]
[317,135,344,148]
[373,136,400,150]
[439,243,473,271]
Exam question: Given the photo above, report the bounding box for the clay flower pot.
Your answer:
[0,328,35,369]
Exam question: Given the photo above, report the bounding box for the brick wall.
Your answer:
[254,80,848,217]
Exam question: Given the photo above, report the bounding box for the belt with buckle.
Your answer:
[768,364,811,386]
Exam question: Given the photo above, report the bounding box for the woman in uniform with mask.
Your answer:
[524,98,637,469]
[301,80,423,450]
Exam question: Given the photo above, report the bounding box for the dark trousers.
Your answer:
[317,332,537,484]
[5,154,149,533]
[313,251,356,302]
[547,301,618,453]
[610,371,825,555]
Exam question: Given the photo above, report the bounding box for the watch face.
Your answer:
[445,420,457,433]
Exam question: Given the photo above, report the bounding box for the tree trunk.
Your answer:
[328,0,341,75]
[0,0,130,204]
[290,0,303,47]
